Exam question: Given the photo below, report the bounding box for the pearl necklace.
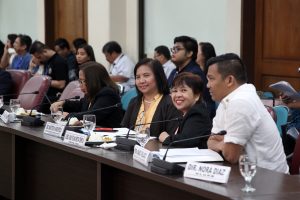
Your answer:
[144,99,154,104]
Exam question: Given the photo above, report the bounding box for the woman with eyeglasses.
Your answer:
[121,58,181,137]
[159,72,212,148]
[50,61,123,127]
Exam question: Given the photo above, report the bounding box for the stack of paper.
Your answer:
[158,148,224,163]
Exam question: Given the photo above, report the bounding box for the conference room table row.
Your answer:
[1,118,300,200]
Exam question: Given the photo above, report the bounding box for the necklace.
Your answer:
[144,99,154,104]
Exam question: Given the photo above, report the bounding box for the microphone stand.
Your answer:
[150,130,227,175]
[115,118,182,151]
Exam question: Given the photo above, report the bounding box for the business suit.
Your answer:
[162,102,212,148]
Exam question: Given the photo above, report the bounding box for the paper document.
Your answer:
[159,148,224,163]
[269,81,300,100]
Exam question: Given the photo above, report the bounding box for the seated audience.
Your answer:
[167,36,215,119]
[54,38,78,81]
[0,34,17,68]
[102,41,135,92]
[159,72,212,148]
[281,94,300,131]
[206,53,289,173]
[1,34,32,70]
[121,58,181,137]
[30,41,69,113]
[76,44,96,66]
[153,45,176,79]
[196,42,216,75]
[50,61,123,127]
[28,56,44,75]
[72,37,87,54]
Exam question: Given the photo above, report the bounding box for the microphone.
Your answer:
[21,96,81,127]
[150,130,227,175]
[115,117,183,151]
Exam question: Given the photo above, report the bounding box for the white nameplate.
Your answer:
[133,145,151,166]
[63,130,88,147]
[184,162,231,184]
[44,122,65,138]
[0,110,10,123]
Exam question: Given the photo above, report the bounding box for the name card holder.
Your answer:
[0,110,10,123]
[184,162,231,184]
[43,122,65,138]
[63,130,88,147]
[133,145,151,166]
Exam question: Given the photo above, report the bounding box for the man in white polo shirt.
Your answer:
[102,41,135,93]
[207,53,289,173]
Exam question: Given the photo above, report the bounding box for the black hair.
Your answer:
[0,40,4,59]
[72,38,87,50]
[134,58,169,98]
[77,44,96,62]
[154,45,171,60]
[207,53,247,84]
[102,41,122,54]
[174,36,198,61]
[7,34,17,46]
[199,42,216,74]
[29,40,47,54]
[17,34,32,51]
[54,38,70,49]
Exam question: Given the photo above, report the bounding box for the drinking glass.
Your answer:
[239,154,257,192]
[83,114,96,135]
[51,107,64,123]
[0,96,3,108]
[135,128,150,147]
[9,99,21,114]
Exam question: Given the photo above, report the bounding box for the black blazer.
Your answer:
[162,102,212,148]
[121,95,182,137]
[63,87,123,127]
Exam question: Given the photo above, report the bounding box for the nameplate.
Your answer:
[63,130,88,147]
[44,122,65,138]
[184,162,231,184]
[133,145,151,166]
[0,110,10,123]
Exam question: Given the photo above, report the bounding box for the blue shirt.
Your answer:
[11,53,31,70]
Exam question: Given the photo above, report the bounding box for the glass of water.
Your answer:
[136,128,150,147]
[239,154,257,192]
[83,114,96,135]
[9,99,21,114]
[51,107,64,123]
[0,95,3,108]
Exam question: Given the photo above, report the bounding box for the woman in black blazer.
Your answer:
[159,72,212,148]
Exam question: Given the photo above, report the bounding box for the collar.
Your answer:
[220,83,249,108]
[113,54,124,66]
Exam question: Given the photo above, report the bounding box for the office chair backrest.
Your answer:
[273,105,289,136]
[121,88,137,111]
[7,70,31,99]
[59,80,83,100]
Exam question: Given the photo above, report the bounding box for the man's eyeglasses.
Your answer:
[170,47,185,54]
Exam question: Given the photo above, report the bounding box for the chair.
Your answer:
[288,131,300,175]
[18,75,51,110]
[264,105,277,122]
[121,88,137,111]
[116,83,125,96]
[7,70,31,99]
[273,105,289,136]
[59,80,84,100]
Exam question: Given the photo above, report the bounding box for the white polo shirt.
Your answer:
[163,60,176,79]
[212,84,289,173]
[109,54,135,92]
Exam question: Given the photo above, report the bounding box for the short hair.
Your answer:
[80,61,119,100]
[17,34,32,51]
[7,34,17,46]
[54,38,70,49]
[154,45,171,60]
[134,58,169,98]
[172,72,204,103]
[207,53,247,84]
[174,36,198,61]
[77,44,96,62]
[199,42,216,74]
[72,38,87,50]
[29,40,50,54]
[102,41,122,54]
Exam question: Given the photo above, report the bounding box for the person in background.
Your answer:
[0,34,32,70]
[206,53,288,173]
[102,41,135,92]
[159,72,212,148]
[122,58,181,137]
[72,37,87,54]
[50,61,123,127]
[153,45,176,79]
[168,35,215,119]
[0,34,17,68]
[76,44,96,67]
[196,42,216,75]
[30,41,68,113]
[54,38,78,81]
[28,56,44,76]
[0,40,4,59]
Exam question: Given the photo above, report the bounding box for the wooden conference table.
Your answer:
[1,120,300,200]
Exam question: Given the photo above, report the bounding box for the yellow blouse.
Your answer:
[135,94,163,132]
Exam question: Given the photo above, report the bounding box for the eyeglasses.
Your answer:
[170,47,185,54]
[78,79,86,85]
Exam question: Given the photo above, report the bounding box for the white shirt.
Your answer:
[212,84,289,173]
[162,60,176,79]
[109,54,135,92]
